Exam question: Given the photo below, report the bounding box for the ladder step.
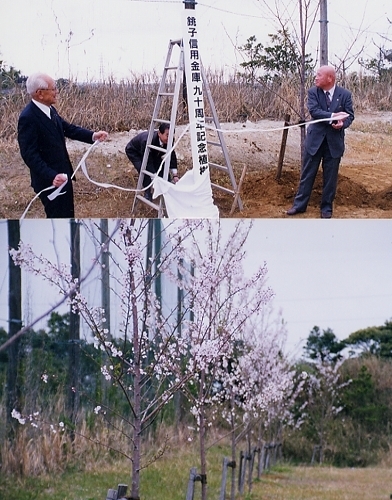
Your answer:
[135,194,161,210]
[159,92,175,97]
[153,118,171,125]
[148,144,166,153]
[140,169,154,178]
[209,162,229,172]
[165,65,178,71]
[210,183,236,195]
[207,140,222,147]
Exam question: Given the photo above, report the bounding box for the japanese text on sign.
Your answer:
[183,13,209,176]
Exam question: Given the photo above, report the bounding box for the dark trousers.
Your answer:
[292,139,341,214]
[139,161,167,189]
[39,182,75,218]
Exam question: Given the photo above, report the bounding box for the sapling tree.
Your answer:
[160,220,282,500]
[8,219,200,497]
[210,307,295,498]
[239,0,319,157]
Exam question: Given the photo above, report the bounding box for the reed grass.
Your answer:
[1,70,391,140]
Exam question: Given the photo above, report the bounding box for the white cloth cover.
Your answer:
[152,169,219,218]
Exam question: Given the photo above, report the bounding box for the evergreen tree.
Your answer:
[304,326,346,363]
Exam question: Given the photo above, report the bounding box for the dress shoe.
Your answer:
[320,212,332,219]
[286,207,304,216]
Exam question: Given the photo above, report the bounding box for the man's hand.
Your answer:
[53,173,68,187]
[331,120,344,129]
[93,131,109,142]
[331,111,349,130]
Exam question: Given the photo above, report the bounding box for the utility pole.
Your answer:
[6,220,22,439]
[319,0,329,66]
[68,219,81,433]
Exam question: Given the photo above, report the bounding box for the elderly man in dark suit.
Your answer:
[287,65,354,218]
[125,123,178,201]
[18,72,108,218]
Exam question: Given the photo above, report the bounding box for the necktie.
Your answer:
[50,108,61,132]
[325,91,331,110]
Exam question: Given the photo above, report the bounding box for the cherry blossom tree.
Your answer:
[160,220,280,500]
[298,356,351,463]
[208,307,294,498]
[7,218,282,500]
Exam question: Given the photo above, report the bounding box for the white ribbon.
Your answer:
[201,112,350,135]
[20,141,99,220]
[20,114,349,219]
[47,177,68,200]
[20,185,61,220]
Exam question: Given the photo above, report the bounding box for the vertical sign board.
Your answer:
[182,10,209,184]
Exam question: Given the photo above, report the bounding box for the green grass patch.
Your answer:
[1,448,392,500]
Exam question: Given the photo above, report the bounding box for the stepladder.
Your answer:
[131,38,243,217]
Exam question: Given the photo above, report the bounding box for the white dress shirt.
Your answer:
[32,99,51,119]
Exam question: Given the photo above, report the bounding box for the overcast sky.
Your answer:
[1,0,391,81]
[0,219,391,357]
[0,1,391,358]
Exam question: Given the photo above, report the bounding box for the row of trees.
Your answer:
[1,219,391,500]
[2,312,391,477]
[0,219,294,500]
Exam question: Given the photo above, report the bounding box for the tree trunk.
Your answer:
[128,225,142,500]
[199,369,208,500]
[319,0,329,66]
[230,401,236,500]
[298,0,307,162]
[100,219,111,406]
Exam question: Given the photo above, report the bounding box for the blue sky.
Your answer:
[0,219,391,357]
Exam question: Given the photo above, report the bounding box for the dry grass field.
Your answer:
[1,111,391,219]
[251,465,392,500]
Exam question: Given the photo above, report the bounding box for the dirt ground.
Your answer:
[1,111,392,219]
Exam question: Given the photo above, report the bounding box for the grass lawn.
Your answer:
[1,446,392,500]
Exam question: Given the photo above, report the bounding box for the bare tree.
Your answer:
[243,0,319,157]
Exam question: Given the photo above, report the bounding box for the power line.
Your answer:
[276,293,392,304]
[122,0,392,38]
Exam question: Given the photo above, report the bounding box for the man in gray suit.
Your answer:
[287,65,354,218]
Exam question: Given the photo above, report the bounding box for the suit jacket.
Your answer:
[18,102,94,193]
[305,85,354,158]
[125,130,177,176]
